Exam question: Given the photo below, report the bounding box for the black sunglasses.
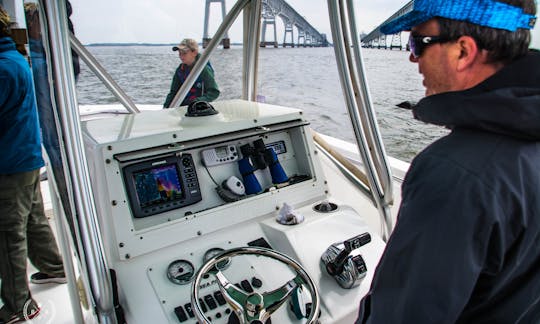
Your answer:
[408,35,453,58]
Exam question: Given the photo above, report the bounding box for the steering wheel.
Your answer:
[191,246,320,323]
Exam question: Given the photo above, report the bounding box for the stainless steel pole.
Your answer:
[242,0,262,101]
[43,0,116,322]
[327,0,394,240]
[70,34,139,113]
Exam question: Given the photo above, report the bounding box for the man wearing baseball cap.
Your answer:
[164,38,220,108]
[356,0,539,323]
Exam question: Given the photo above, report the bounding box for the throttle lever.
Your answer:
[321,232,371,289]
[325,233,370,276]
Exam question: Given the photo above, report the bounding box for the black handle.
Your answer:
[325,232,371,276]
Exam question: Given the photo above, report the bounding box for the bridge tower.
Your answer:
[261,7,278,48]
[203,0,230,49]
[389,33,402,50]
[378,35,387,49]
[297,29,305,47]
[283,20,294,47]
[305,34,312,47]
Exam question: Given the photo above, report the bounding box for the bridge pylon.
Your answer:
[203,0,230,49]
[389,33,402,50]
[378,35,387,49]
[261,15,278,48]
[297,30,305,47]
[283,21,294,47]
[305,34,312,47]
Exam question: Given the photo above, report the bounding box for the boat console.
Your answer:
[83,99,385,323]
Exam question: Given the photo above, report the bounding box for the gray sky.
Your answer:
[68,0,414,44]
[69,0,539,48]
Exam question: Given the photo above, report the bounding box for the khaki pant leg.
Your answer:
[26,171,65,277]
[0,171,37,312]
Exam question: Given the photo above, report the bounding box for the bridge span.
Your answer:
[203,0,328,48]
[361,0,412,50]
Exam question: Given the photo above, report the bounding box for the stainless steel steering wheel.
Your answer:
[191,246,320,324]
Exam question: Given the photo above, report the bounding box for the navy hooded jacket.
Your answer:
[357,51,540,323]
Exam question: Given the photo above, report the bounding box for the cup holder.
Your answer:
[313,200,338,213]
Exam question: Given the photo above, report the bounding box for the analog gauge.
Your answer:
[203,248,231,271]
[167,259,195,285]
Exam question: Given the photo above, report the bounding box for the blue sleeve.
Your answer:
[357,153,501,323]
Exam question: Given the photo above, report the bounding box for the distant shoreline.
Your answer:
[85,43,243,47]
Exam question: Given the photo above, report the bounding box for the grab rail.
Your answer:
[242,0,263,101]
[69,34,139,113]
[312,132,373,200]
[327,0,394,241]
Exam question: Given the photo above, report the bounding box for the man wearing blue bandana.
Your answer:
[356,0,539,323]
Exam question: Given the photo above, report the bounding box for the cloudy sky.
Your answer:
[68,0,403,44]
[69,0,539,47]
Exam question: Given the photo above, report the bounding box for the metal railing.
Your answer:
[69,34,139,113]
[43,0,116,322]
[328,0,394,241]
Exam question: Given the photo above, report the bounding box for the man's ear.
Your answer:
[455,36,480,71]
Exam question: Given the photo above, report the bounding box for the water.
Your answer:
[76,46,449,162]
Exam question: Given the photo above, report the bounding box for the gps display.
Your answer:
[133,164,183,208]
[123,154,202,218]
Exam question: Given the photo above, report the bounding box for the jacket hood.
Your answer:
[413,50,540,141]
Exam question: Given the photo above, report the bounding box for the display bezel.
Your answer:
[122,154,202,218]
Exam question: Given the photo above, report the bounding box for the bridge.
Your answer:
[361,0,413,50]
[203,0,328,48]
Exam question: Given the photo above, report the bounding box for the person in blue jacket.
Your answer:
[163,38,220,108]
[24,1,81,248]
[0,6,65,323]
[356,0,540,323]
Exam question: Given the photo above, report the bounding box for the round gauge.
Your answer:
[167,259,195,285]
[203,248,231,271]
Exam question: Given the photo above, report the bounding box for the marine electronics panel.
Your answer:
[82,100,328,260]
[82,100,386,323]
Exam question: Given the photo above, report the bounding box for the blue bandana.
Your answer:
[381,0,537,35]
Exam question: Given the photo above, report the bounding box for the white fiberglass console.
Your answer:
[82,100,385,323]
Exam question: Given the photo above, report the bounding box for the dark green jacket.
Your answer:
[163,53,219,108]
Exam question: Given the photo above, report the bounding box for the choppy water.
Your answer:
[76,45,449,162]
